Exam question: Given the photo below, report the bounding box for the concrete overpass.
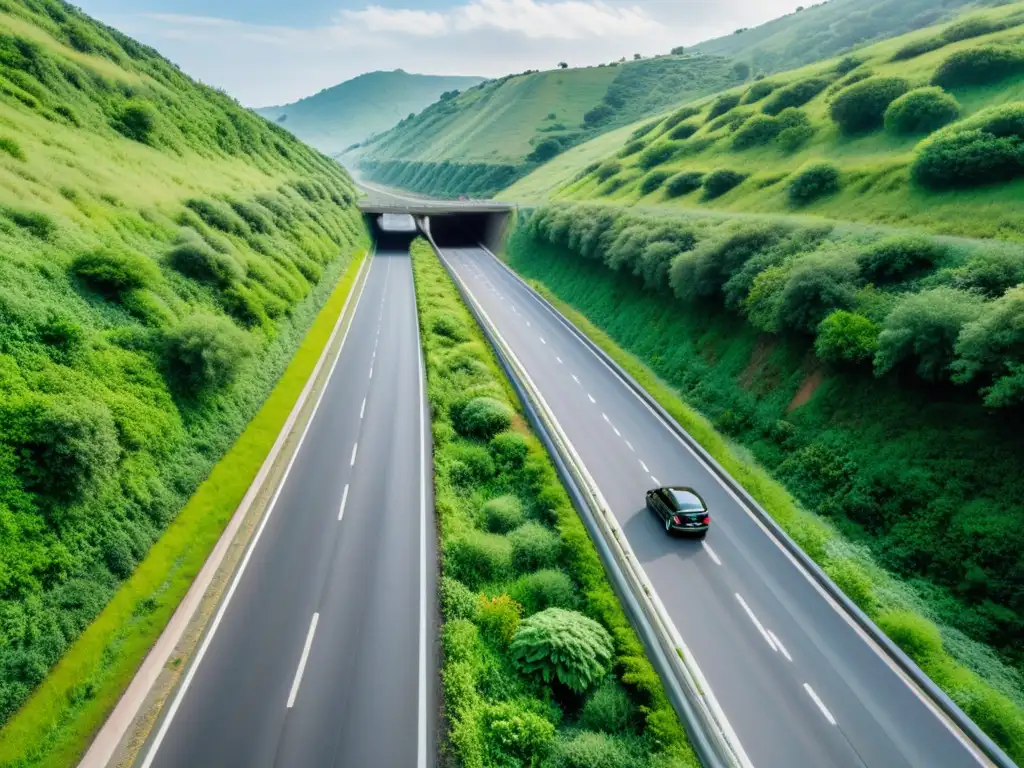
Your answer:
[357,181,515,252]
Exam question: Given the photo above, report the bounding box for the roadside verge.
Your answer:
[0,248,371,768]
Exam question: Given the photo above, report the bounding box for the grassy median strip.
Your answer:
[411,237,696,768]
[0,248,368,768]
[503,232,1024,761]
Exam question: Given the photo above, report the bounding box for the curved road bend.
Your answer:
[439,243,988,768]
[140,246,435,768]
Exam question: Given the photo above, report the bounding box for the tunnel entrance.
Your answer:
[427,211,511,253]
[366,213,419,251]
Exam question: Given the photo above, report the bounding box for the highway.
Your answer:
[438,242,988,768]
[139,244,435,768]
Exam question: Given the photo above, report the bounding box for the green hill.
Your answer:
[690,0,981,76]
[352,55,737,198]
[505,2,1024,242]
[256,69,485,157]
[0,0,367,757]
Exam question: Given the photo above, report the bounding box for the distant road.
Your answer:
[439,244,990,768]
[140,249,435,768]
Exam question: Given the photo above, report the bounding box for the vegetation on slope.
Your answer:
[354,55,737,198]
[511,3,1024,241]
[509,208,1024,760]
[411,238,696,768]
[0,0,368,752]
[255,69,485,157]
[690,0,982,76]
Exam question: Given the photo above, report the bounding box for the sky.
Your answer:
[76,0,804,108]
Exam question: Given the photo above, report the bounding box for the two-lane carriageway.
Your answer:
[438,243,989,768]
[140,246,435,768]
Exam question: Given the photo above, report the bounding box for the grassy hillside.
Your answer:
[352,55,737,198]
[509,3,1024,242]
[256,69,485,157]
[0,0,367,746]
[691,0,981,75]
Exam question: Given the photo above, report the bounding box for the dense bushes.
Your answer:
[931,45,1024,88]
[637,142,677,170]
[665,171,704,197]
[163,315,255,394]
[891,37,946,62]
[413,239,695,767]
[911,103,1024,189]
[112,101,156,143]
[787,163,841,205]
[742,81,776,103]
[857,236,945,283]
[669,122,698,140]
[762,78,829,115]
[884,88,960,134]
[454,396,514,439]
[815,311,880,364]
[167,236,244,288]
[829,77,909,134]
[71,249,159,298]
[953,287,1024,408]
[639,170,671,195]
[707,93,741,120]
[702,169,747,199]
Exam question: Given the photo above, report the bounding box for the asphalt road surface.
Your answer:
[438,243,988,768]
[140,247,434,768]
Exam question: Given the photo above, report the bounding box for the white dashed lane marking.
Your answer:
[702,541,722,566]
[804,684,837,726]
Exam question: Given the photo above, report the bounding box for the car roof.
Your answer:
[664,487,706,510]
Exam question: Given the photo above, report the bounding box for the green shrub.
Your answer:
[874,287,984,381]
[884,88,960,135]
[822,556,877,614]
[931,45,1024,88]
[731,115,782,149]
[618,140,645,158]
[163,314,254,393]
[2,394,120,503]
[482,701,556,764]
[227,200,273,234]
[445,530,513,588]
[509,521,562,573]
[891,37,946,62]
[490,431,530,471]
[911,103,1024,189]
[777,123,815,153]
[787,163,841,206]
[640,170,671,195]
[942,16,1006,43]
[440,576,479,621]
[113,101,157,143]
[482,495,526,533]
[509,608,614,693]
[835,56,863,76]
[529,138,564,163]
[580,681,635,733]
[953,286,1024,408]
[857,236,945,283]
[511,569,578,614]
[432,311,468,342]
[829,77,909,134]
[815,311,880,364]
[702,169,747,200]
[0,136,24,160]
[583,104,615,126]
[670,223,788,302]
[949,247,1024,297]
[742,81,776,104]
[631,121,659,139]
[594,162,620,182]
[663,105,701,129]
[707,93,741,120]
[553,731,631,768]
[71,249,159,298]
[167,239,243,287]
[447,443,496,485]
[669,122,698,141]
[185,198,249,236]
[665,171,703,198]
[778,256,858,333]
[3,207,55,239]
[637,142,677,170]
[876,610,943,660]
[453,396,513,439]
[762,78,829,116]
[477,594,523,646]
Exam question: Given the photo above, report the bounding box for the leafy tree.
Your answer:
[509,608,614,693]
[163,314,254,393]
[874,287,984,381]
[948,246,1024,298]
[953,287,1024,408]
[885,87,960,135]
[671,46,685,55]
[856,235,945,283]
[830,77,909,134]
[778,254,859,333]
[633,53,642,61]
[558,62,568,69]
[528,137,563,163]
[732,61,752,81]
[815,311,880,364]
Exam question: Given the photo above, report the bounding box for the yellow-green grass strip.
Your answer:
[0,248,368,768]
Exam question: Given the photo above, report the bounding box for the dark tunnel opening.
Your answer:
[427,212,510,252]
[366,214,418,251]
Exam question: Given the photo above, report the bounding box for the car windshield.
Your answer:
[669,489,704,513]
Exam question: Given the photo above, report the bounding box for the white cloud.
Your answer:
[342,0,660,41]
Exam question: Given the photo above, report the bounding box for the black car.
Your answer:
[646,486,709,537]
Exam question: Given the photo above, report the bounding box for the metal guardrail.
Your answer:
[478,244,1016,768]
[426,235,741,768]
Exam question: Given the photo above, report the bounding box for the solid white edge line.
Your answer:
[338,484,349,522]
[735,593,778,653]
[415,249,429,768]
[804,683,837,726]
[138,252,375,768]
[769,631,792,662]
[474,245,989,763]
[351,442,358,466]
[286,613,319,708]
[702,541,723,566]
